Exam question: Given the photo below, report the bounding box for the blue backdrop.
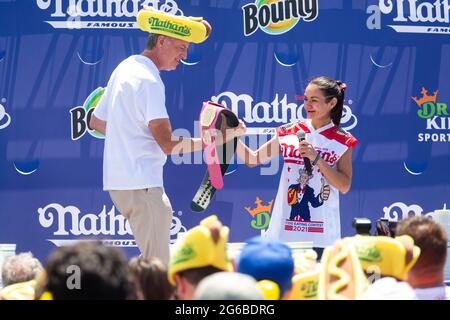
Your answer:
[1,0,449,262]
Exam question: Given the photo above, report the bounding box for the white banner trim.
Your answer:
[47,239,137,247]
[388,25,450,34]
[45,21,139,29]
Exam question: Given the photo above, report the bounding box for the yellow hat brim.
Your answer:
[168,215,231,285]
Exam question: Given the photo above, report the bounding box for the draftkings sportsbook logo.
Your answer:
[70,87,105,140]
[36,0,182,29]
[245,196,273,230]
[412,87,450,142]
[367,0,450,35]
[242,0,319,36]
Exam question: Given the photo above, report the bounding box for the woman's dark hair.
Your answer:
[129,256,175,300]
[309,76,346,126]
[41,241,131,300]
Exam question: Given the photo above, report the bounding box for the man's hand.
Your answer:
[89,114,107,135]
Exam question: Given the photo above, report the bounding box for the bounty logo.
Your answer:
[245,196,273,230]
[36,0,182,29]
[70,87,105,140]
[367,0,450,35]
[412,87,450,142]
[242,0,319,36]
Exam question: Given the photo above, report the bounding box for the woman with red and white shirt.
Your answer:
[237,76,358,258]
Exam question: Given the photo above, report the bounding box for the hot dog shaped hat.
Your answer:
[137,6,212,44]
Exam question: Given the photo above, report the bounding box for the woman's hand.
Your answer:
[298,140,318,161]
[233,120,247,138]
[219,120,247,144]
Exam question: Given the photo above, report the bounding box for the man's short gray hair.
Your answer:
[1,252,43,287]
[146,33,162,50]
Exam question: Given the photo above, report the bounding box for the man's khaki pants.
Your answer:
[109,188,173,265]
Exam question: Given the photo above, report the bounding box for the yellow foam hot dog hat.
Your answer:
[137,6,211,44]
[289,270,320,300]
[318,239,368,300]
[350,235,421,281]
[288,249,320,300]
[0,280,37,300]
[168,215,231,285]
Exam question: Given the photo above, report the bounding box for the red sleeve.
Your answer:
[347,136,358,148]
[276,122,309,137]
[320,126,358,148]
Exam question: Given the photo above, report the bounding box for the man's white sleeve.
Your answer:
[92,86,110,121]
[140,81,169,124]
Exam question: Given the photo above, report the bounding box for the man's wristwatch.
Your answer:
[312,153,321,166]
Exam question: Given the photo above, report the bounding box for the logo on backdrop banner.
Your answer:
[242,0,319,36]
[211,91,358,134]
[382,202,450,223]
[382,202,424,221]
[0,100,11,130]
[37,203,187,247]
[70,87,105,140]
[36,0,182,29]
[412,87,450,142]
[367,0,450,35]
[245,196,273,232]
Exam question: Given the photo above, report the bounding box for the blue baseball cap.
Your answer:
[236,236,294,296]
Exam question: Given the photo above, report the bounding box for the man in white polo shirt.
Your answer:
[89,7,243,264]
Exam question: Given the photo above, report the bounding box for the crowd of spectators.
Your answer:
[0,215,448,300]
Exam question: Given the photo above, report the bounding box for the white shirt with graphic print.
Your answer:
[265,120,358,248]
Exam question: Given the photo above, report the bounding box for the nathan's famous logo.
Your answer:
[355,244,382,263]
[148,17,191,36]
[36,0,182,29]
[171,244,196,265]
[211,91,358,134]
[242,0,318,36]
[245,196,273,230]
[70,87,105,140]
[38,203,134,247]
[38,203,187,247]
[367,0,450,35]
[299,279,318,299]
[412,87,450,142]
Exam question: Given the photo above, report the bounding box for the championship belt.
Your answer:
[191,102,239,212]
